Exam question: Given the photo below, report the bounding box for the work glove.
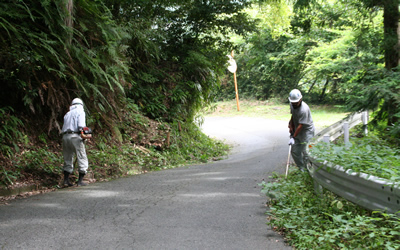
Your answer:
[288,138,295,145]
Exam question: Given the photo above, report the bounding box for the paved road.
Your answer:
[0,117,291,250]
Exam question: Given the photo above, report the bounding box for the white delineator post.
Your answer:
[343,122,349,145]
[362,111,369,135]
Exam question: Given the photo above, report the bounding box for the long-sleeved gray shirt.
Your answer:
[290,101,315,142]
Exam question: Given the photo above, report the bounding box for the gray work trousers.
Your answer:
[291,139,310,171]
[62,134,89,174]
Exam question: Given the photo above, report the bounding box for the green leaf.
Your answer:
[284,223,297,229]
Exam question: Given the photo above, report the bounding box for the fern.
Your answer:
[0,107,23,157]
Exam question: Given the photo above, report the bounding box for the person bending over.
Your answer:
[288,89,315,172]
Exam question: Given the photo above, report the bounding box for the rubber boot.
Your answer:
[63,171,73,187]
[77,172,88,186]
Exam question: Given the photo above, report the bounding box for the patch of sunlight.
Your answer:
[80,190,120,198]
[179,192,259,199]
[33,203,61,208]
[189,172,224,176]
[205,177,241,181]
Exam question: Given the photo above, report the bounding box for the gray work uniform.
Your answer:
[61,104,89,174]
[290,101,315,171]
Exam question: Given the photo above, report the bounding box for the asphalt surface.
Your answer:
[0,117,292,250]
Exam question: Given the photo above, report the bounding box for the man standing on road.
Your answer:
[62,98,89,186]
[288,89,315,172]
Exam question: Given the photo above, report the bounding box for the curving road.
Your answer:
[0,117,291,250]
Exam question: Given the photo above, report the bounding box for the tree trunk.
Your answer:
[65,0,74,45]
[308,79,317,93]
[383,0,399,69]
[360,0,399,126]
[398,20,400,66]
[65,0,73,28]
[382,0,400,125]
[319,78,330,102]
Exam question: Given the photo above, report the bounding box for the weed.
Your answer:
[260,171,400,249]
[310,135,400,181]
[38,133,47,144]
[0,165,19,186]
[15,148,62,175]
[74,121,229,182]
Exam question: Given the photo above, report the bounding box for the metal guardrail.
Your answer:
[312,112,364,143]
[308,112,400,214]
[309,160,400,214]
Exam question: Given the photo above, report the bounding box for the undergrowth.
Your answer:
[310,135,400,182]
[260,171,400,249]
[88,121,229,182]
[0,106,230,189]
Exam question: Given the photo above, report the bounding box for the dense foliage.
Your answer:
[0,0,255,160]
[0,0,255,129]
[105,0,256,122]
[0,0,128,132]
[219,0,399,139]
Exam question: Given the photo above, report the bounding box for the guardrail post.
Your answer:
[323,135,330,143]
[343,122,349,145]
[313,179,323,196]
[362,111,369,135]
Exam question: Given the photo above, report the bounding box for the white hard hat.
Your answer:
[71,98,84,106]
[288,89,302,103]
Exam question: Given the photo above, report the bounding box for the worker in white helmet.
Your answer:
[288,89,315,172]
[61,98,89,186]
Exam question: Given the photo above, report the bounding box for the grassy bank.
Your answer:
[203,99,348,129]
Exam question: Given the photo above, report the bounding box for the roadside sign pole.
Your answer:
[228,51,240,111]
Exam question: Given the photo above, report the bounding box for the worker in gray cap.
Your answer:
[288,89,315,172]
[61,98,89,186]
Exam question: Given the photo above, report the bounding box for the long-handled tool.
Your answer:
[285,145,291,178]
